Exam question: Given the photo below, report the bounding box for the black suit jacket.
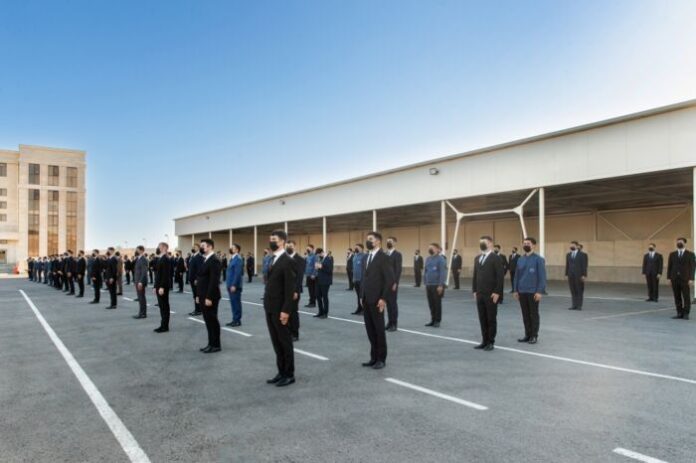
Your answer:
[188,253,204,283]
[155,254,172,289]
[360,250,395,304]
[90,257,103,281]
[413,255,424,271]
[196,254,222,301]
[290,254,305,294]
[104,256,118,280]
[451,254,462,271]
[387,250,403,283]
[642,252,664,276]
[565,251,588,278]
[667,250,695,282]
[76,257,86,275]
[263,252,296,314]
[496,253,509,274]
[472,252,504,295]
[509,253,520,273]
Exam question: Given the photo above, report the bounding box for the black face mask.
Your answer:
[354,248,359,253]
[677,242,685,249]
[286,247,294,254]
[155,249,161,255]
[523,245,532,253]
[570,246,577,251]
[386,242,393,249]
[648,247,655,252]
[306,249,312,254]
[428,249,435,255]
[269,242,279,251]
[365,241,375,250]
[479,242,487,252]
[494,250,500,254]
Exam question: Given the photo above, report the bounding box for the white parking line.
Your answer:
[586,307,673,320]
[385,378,487,411]
[294,348,329,361]
[613,447,668,463]
[19,290,151,463]
[187,317,253,337]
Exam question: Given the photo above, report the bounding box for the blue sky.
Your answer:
[1,0,695,248]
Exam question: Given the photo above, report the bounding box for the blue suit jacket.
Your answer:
[317,256,333,286]
[225,254,243,290]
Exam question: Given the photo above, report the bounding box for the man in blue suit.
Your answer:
[225,243,244,327]
[313,247,333,318]
[304,244,317,308]
[351,244,366,315]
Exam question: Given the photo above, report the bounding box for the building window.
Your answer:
[48,165,60,186]
[28,189,40,255]
[67,167,78,188]
[66,191,77,252]
[0,201,6,209]
[48,190,59,255]
[0,188,6,196]
[28,163,40,185]
[0,214,6,222]
[0,163,6,176]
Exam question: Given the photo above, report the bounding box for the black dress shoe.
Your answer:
[292,336,299,342]
[386,325,397,332]
[318,315,327,319]
[154,327,169,333]
[75,295,84,298]
[352,310,363,315]
[684,314,690,320]
[266,374,283,384]
[89,300,99,304]
[483,344,495,351]
[105,306,117,309]
[305,303,316,308]
[313,313,321,318]
[133,314,147,319]
[425,321,435,327]
[225,322,235,327]
[645,298,653,302]
[672,314,683,319]
[117,292,123,296]
[276,376,295,387]
[202,346,221,353]
[372,361,385,369]
[362,361,376,367]
[474,343,486,349]
[188,311,202,316]
[518,337,530,343]
[432,322,440,327]
[199,345,211,352]
[567,307,576,310]
[528,337,538,344]
[230,321,241,327]
[67,292,75,295]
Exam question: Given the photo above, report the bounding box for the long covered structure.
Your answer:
[174,100,696,290]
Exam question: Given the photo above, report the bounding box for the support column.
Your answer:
[440,200,446,252]
[208,231,212,239]
[229,229,233,248]
[191,234,195,247]
[253,226,258,276]
[284,221,288,234]
[539,187,546,258]
[372,210,377,230]
[322,217,327,250]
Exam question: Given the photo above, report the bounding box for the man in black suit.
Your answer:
[89,250,102,303]
[263,230,296,387]
[104,247,118,309]
[286,240,305,342]
[197,239,222,352]
[451,250,462,289]
[667,237,695,320]
[132,245,149,319]
[413,249,424,287]
[472,236,504,351]
[508,247,520,293]
[360,232,395,369]
[385,236,402,332]
[642,243,664,302]
[246,253,255,283]
[75,250,86,298]
[565,240,588,310]
[188,245,204,316]
[175,251,186,293]
[493,245,508,303]
[64,250,76,295]
[154,242,172,333]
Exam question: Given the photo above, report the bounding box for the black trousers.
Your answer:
[247,268,253,283]
[414,269,422,287]
[453,270,461,289]
[290,294,300,338]
[645,274,660,301]
[68,276,75,294]
[176,273,184,292]
[353,281,362,311]
[93,279,101,302]
[77,276,84,296]
[426,285,443,322]
[672,279,691,315]
[126,272,131,284]
[306,277,317,304]
[476,293,498,345]
[265,310,294,377]
[148,270,153,284]
[363,301,387,363]
[202,298,221,348]
[317,284,330,315]
[347,270,354,290]
[568,275,584,309]
[386,287,399,327]
[510,271,516,291]
[157,288,170,329]
[136,284,147,315]
[518,293,540,338]
[190,282,200,312]
[63,275,69,292]
[107,280,117,306]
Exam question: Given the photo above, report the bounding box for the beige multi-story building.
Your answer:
[0,145,86,273]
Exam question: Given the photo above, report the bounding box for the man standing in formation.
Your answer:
[246,252,255,283]
[513,237,546,344]
[105,247,118,309]
[642,243,663,302]
[225,243,244,327]
[667,237,695,320]
[472,236,504,351]
[451,249,462,290]
[65,250,76,295]
[424,243,446,327]
[133,245,149,319]
[314,247,333,319]
[263,230,296,387]
[286,240,304,342]
[351,244,365,315]
[175,251,186,293]
[346,248,354,291]
[360,232,394,369]
[508,247,520,292]
[197,239,222,352]
[75,250,86,298]
[89,250,102,304]
[493,244,508,304]
[413,249,423,287]
[188,244,204,317]
[154,242,172,333]
[385,237,402,332]
[304,244,317,308]
[565,241,588,311]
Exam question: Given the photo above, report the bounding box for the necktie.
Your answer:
[367,253,373,268]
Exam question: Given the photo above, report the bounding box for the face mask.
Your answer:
[134,252,140,257]
[269,242,279,251]
[365,241,375,250]
[155,249,161,255]
[570,246,577,251]
[428,249,435,255]
[479,242,487,252]
[494,249,500,254]
[523,245,532,253]
[306,249,312,254]
[286,247,294,254]
[648,247,655,252]
[354,248,359,253]
[386,242,393,249]
[677,242,685,249]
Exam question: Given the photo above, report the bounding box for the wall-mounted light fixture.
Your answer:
[279,200,286,205]
[429,167,439,176]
